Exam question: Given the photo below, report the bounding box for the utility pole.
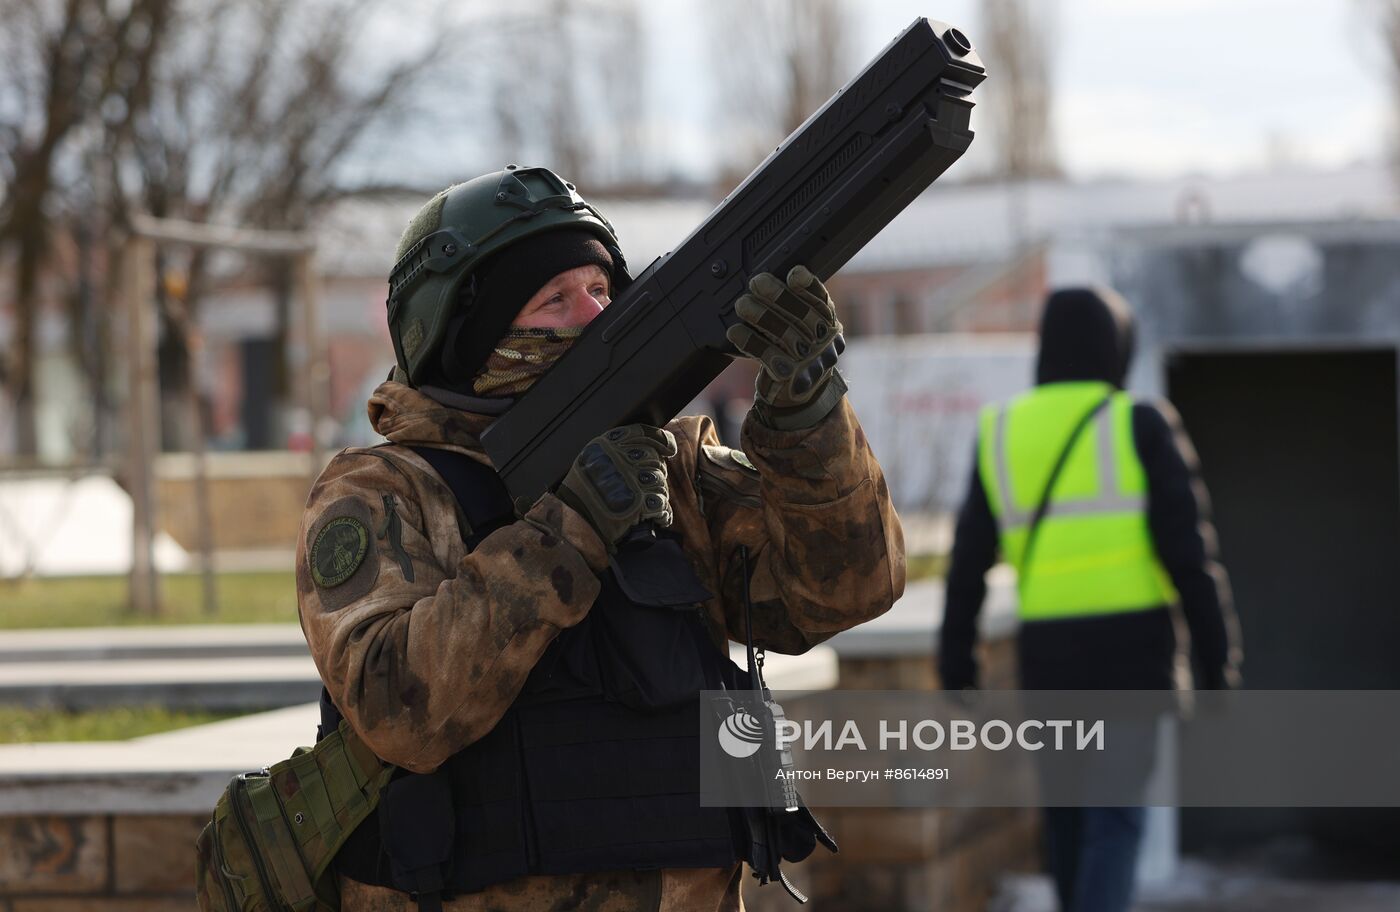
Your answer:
[297,251,329,482]
[122,236,161,616]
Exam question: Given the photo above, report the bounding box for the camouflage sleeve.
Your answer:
[295,448,610,773]
[671,399,905,654]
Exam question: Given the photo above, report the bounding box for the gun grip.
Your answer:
[609,528,715,609]
[619,523,658,549]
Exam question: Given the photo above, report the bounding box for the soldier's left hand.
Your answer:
[726,265,847,429]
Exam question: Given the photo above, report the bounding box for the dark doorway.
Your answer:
[240,337,279,450]
[1166,345,1400,868]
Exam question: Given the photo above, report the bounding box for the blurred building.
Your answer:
[828,160,1394,337]
[0,161,1394,463]
[825,162,1399,513]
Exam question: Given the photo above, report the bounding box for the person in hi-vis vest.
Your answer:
[938,287,1242,912]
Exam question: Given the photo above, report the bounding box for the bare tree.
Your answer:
[978,0,1059,330]
[0,0,174,458]
[0,0,458,456]
[1369,0,1400,190]
[594,1,646,186]
[3,0,671,457]
[485,0,647,191]
[978,0,1061,182]
[112,0,455,449]
[707,0,853,188]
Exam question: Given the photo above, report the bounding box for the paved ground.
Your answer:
[1136,870,1400,912]
[991,843,1400,912]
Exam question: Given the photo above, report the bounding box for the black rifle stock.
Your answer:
[482,18,985,504]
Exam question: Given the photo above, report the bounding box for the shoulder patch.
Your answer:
[701,443,758,475]
[303,495,380,611]
[311,515,370,587]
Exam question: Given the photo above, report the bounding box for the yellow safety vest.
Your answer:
[978,381,1177,621]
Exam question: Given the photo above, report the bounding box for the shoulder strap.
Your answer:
[1018,393,1114,577]
[407,446,515,550]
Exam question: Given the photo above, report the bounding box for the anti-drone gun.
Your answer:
[482,18,985,503]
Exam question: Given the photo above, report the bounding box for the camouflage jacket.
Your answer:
[296,380,905,912]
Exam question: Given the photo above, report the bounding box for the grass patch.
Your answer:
[0,705,242,743]
[0,572,298,628]
[906,552,948,582]
[1,556,948,629]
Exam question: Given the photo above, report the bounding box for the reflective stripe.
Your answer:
[992,406,1021,524]
[1096,405,1117,495]
[1012,494,1145,525]
[992,399,1145,531]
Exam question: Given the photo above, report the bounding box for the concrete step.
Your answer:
[0,570,968,710]
[0,645,838,814]
[0,623,308,663]
[0,639,837,712]
[0,571,999,667]
[823,573,1018,657]
[0,654,323,711]
[0,702,322,814]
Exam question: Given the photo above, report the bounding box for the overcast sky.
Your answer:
[633,0,1388,182]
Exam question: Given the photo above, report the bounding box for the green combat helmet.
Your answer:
[386,165,628,386]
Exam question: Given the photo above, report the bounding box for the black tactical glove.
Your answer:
[726,265,847,430]
[556,424,677,552]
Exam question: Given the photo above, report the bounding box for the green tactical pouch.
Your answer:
[195,720,394,912]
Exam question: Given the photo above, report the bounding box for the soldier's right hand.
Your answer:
[556,424,677,552]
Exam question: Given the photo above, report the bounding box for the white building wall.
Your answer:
[842,333,1036,513]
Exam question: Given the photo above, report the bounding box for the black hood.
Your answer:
[1035,287,1136,388]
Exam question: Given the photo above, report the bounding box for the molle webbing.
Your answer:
[195,720,393,912]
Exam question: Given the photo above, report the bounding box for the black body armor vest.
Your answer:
[324,446,753,899]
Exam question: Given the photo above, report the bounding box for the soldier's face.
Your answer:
[512,264,611,330]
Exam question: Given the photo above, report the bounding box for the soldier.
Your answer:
[295,166,906,911]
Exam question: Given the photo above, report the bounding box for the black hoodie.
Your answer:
[938,288,1242,691]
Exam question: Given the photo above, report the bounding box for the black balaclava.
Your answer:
[1034,286,1137,388]
[428,228,613,393]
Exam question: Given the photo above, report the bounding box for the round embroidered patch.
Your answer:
[310,516,370,588]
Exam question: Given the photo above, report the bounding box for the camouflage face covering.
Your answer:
[471,327,584,397]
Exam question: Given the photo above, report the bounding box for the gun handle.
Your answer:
[619,523,658,549]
